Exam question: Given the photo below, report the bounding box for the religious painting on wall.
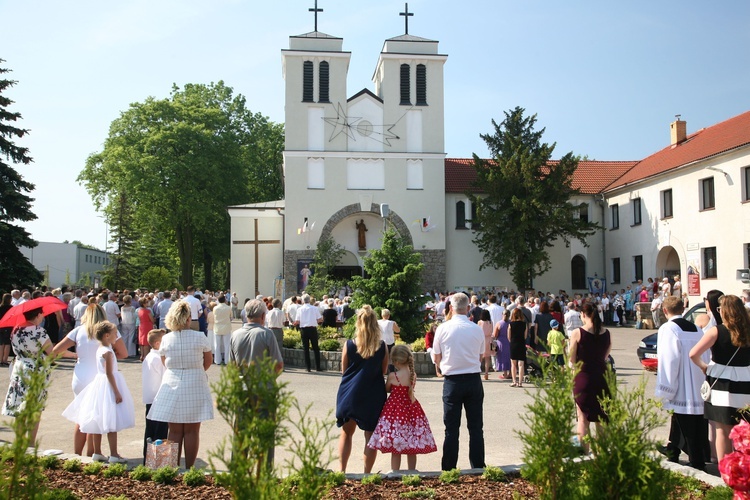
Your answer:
[297,259,313,292]
[686,243,701,296]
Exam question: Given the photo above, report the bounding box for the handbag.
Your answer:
[701,346,741,402]
[145,439,179,469]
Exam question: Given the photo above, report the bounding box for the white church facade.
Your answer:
[229,15,750,303]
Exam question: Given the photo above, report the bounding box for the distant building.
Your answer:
[21,242,109,289]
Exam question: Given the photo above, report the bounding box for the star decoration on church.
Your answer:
[323,102,401,146]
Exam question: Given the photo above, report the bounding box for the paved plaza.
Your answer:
[0,325,669,474]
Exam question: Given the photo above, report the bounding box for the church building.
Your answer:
[229,6,750,303]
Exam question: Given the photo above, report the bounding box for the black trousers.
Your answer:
[300,326,320,371]
[666,412,709,470]
[441,373,485,470]
[143,404,169,464]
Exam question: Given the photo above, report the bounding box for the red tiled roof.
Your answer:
[605,110,750,191]
[445,158,637,195]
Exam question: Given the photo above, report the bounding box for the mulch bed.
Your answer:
[325,475,540,499]
[43,469,232,499]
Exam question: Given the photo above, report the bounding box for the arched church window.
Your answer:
[456,200,466,229]
[416,64,427,105]
[303,61,314,102]
[319,61,330,103]
[571,255,586,290]
[400,64,411,105]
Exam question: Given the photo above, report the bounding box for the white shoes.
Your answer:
[108,455,128,464]
[92,453,107,462]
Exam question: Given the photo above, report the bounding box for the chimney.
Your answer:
[670,116,687,145]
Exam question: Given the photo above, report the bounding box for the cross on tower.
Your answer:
[400,3,414,35]
[309,0,323,32]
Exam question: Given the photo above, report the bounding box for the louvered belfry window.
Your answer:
[319,61,330,103]
[400,64,411,105]
[416,64,427,105]
[303,61,314,102]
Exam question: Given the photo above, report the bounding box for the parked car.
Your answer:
[637,303,706,369]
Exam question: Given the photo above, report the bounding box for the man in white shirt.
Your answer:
[294,294,323,372]
[651,295,664,329]
[485,295,504,328]
[433,292,486,471]
[72,295,89,328]
[564,302,583,337]
[265,298,286,352]
[212,295,233,364]
[102,293,121,327]
[601,293,611,325]
[286,296,300,328]
[184,286,203,331]
[10,290,23,306]
[655,296,710,470]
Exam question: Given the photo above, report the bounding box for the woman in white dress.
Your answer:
[53,303,128,455]
[119,295,137,357]
[147,300,213,468]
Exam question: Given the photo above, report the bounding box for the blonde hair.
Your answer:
[355,305,382,359]
[390,344,416,402]
[95,321,117,342]
[165,300,191,332]
[720,295,750,347]
[81,303,107,340]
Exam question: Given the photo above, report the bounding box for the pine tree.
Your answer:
[350,229,427,343]
[0,60,43,292]
[469,107,599,290]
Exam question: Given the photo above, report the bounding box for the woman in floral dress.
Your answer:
[2,308,59,442]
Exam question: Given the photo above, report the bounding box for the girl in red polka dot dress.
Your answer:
[368,344,437,470]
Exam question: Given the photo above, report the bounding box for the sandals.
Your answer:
[510,382,523,388]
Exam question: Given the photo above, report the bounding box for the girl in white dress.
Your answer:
[62,321,135,463]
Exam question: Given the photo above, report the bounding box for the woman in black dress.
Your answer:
[508,308,528,387]
[689,295,750,461]
[335,305,388,472]
[569,301,611,454]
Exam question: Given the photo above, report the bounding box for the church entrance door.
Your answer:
[331,266,363,281]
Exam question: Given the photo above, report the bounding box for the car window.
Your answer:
[684,305,706,324]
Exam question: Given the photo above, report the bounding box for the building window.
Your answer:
[416,64,427,105]
[400,64,411,105]
[302,61,314,102]
[632,198,642,225]
[703,247,717,278]
[318,61,329,103]
[701,177,715,210]
[456,200,466,229]
[611,204,619,229]
[661,189,673,218]
[743,167,750,202]
[578,203,589,223]
[470,202,480,229]
[612,258,621,284]
[634,255,643,281]
[571,255,586,289]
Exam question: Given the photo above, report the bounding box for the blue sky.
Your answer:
[2,0,749,249]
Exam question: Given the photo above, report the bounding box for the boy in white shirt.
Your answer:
[142,329,168,463]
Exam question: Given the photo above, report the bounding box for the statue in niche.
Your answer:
[356,219,368,251]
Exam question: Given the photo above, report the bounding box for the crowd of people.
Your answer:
[3,278,750,473]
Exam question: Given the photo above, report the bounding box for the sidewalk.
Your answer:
[0,325,682,475]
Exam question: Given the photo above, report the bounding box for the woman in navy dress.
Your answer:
[569,301,612,454]
[335,305,388,473]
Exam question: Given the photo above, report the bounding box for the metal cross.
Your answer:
[400,3,414,35]
[309,0,323,32]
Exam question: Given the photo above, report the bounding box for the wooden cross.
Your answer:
[400,3,413,35]
[232,219,281,295]
[309,0,323,32]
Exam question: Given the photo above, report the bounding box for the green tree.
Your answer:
[139,266,180,291]
[78,81,284,289]
[469,107,599,290]
[350,229,427,343]
[0,60,43,292]
[305,236,345,299]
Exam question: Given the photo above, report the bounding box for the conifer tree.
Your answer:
[469,107,598,291]
[0,60,43,292]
